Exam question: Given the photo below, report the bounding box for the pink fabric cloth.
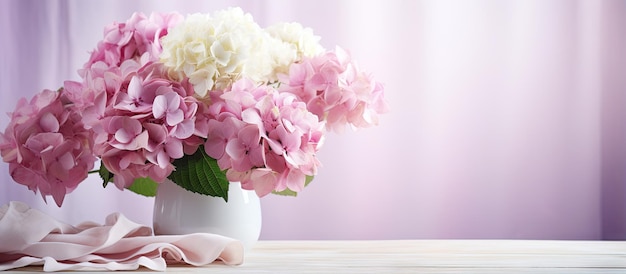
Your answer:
[0,201,243,271]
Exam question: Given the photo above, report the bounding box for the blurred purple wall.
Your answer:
[1,0,625,240]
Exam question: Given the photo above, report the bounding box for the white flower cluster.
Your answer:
[159,7,325,98]
[266,22,325,64]
[265,22,325,79]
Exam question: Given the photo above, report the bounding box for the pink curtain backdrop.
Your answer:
[1,0,625,240]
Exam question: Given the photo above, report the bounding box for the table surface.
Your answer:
[8,240,626,273]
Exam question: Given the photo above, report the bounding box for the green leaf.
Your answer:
[272,175,315,197]
[99,163,114,188]
[127,177,158,197]
[99,163,158,196]
[168,146,230,201]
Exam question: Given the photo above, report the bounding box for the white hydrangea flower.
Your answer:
[259,33,296,83]
[265,22,325,76]
[160,7,275,97]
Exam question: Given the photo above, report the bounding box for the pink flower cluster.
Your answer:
[83,12,183,68]
[90,63,203,189]
[204,79,324,197]
[65,12,183,116]
[64,12,203,189]
[280,47,388,132]
[0,90,96,206]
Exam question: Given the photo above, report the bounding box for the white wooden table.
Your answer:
[8,240,626,273]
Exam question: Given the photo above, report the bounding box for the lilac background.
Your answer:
[1,0,625,240]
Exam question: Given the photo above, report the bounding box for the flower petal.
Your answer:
[114,128,133,144]
[153,95,167,119]
[127,76,143,99]
[166,109,184,126]
[165,140,184,159]
[225,139,245,160]
[173,120,194,139]
[39,113,60,133]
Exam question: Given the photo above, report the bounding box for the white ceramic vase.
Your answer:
[152,179,262,250]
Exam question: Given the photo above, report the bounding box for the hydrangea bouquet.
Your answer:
[0,7,388,207]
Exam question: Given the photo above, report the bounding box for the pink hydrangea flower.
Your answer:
[93,63,201,189]
[204,117,244,170]
[203,78,325,197]
[66,11,183,132]
[0,89,96,206]
[279,46,389,132]
[84,12,183,68]
[62,12,202,189]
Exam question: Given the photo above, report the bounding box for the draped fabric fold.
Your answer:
[0,201,244,272]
